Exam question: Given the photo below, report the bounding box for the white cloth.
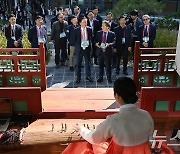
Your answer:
[175,24,180,75]
[79,104,154,146]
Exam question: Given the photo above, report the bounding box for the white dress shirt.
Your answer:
[79,104,154,146]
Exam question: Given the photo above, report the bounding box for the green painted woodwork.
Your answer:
[155,101,169,111]
[174,101,180,111]
[0,75,3,86]
[7,75,28,86]
[32,75,41,86]
[138,74,148,86]
[13,101,28,112]
[153,74,173,86]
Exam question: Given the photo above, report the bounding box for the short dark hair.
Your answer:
[102,20,110,28]
[130,9,139,16]
[79,17,87,23]
[70,15,77,20]
[106,12,113,16]
[113,77,138,104]
[93,5,99,10]
[87,10,94,15]
[8,14,16,20]
[118,14,127,20]
[35,15,43,20]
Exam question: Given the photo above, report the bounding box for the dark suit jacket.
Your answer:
[74,26,93,55]
[87,19,101,38]
[114,25,132,49]
[95,30,116,57]
[131,17,143,37]
[138,24,156,48]
[51,21,68,43]
[5,24,23,48]
[28,25,47,48]
[95,14,102,25]
[66,24,79,46]
[110,21,118,32]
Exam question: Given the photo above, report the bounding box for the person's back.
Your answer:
[105,107,153,146]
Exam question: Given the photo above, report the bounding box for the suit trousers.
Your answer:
[69,46,75,67]
[98,51,112,80]
[55,38,67,65]
[116,45,128,72]
[76,48,91,79]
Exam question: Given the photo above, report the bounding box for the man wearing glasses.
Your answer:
[138,14,156,48]
[51,13,68,68]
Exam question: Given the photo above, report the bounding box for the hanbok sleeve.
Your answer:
[79,116,112,144]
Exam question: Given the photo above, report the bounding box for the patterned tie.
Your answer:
[102,32,106,43]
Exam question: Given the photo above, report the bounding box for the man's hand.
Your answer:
[14,41,19,47]
[96,42,100,48]
[113,48,117,53]
[51,40,55,43]
[128,47,131,51]
[143,42,148,48]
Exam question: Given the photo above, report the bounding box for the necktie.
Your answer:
[12,25,15,36]
[83,28,86,40]
[144,26,148,36]
[39,28,42,37]
[102,32,106,43]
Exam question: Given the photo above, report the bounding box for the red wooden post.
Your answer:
[39,42,46,91]
[133,41,140,90]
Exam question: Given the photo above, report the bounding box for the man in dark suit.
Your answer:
[87,10,101,65]
[28,15,47,58]
[106,12,118,68]
[66,15,79,71]
[73,6,84,23]
[95,20,116,83]
[138,14,156,48]
[93,5,102,25]
[5,14,23,48]
[74,17,93,83]
[39,3,47,23]
[51,13,68,68]
[114,15,132,76]
[130,9,143,60]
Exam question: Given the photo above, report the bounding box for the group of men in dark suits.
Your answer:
[4,7,156,84]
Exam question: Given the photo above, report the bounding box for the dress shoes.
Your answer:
[97,77,103,83]
[123,71,128,75]
[86,77,93,82]
[76,78,80,83]
[108,79,112,83]
[55,64,60,69]
[70,67,74,71]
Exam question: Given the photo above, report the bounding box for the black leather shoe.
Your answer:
[123,71,128,75]
[86,77,93,82]
[108,79,112,83]
[70,67,74,71]
[55,64,60,69]
[97,77,103,83]
[76,79,80,83]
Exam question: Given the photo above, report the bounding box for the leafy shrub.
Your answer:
[154,28,178,48]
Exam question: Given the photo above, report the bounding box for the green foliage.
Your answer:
[154,28,178,48]
[0,31,31,48]
[111,0,165,19]
[22,31,31,48]
[0,32,7,48]
[155,17,179,31]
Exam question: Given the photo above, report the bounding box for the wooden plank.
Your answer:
[22,119,104,145]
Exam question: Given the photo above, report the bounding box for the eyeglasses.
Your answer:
[143,18,149,21]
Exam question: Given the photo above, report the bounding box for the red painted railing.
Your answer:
[0,43,46,91]
[133,41,178,91]
[140,87,180,117]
